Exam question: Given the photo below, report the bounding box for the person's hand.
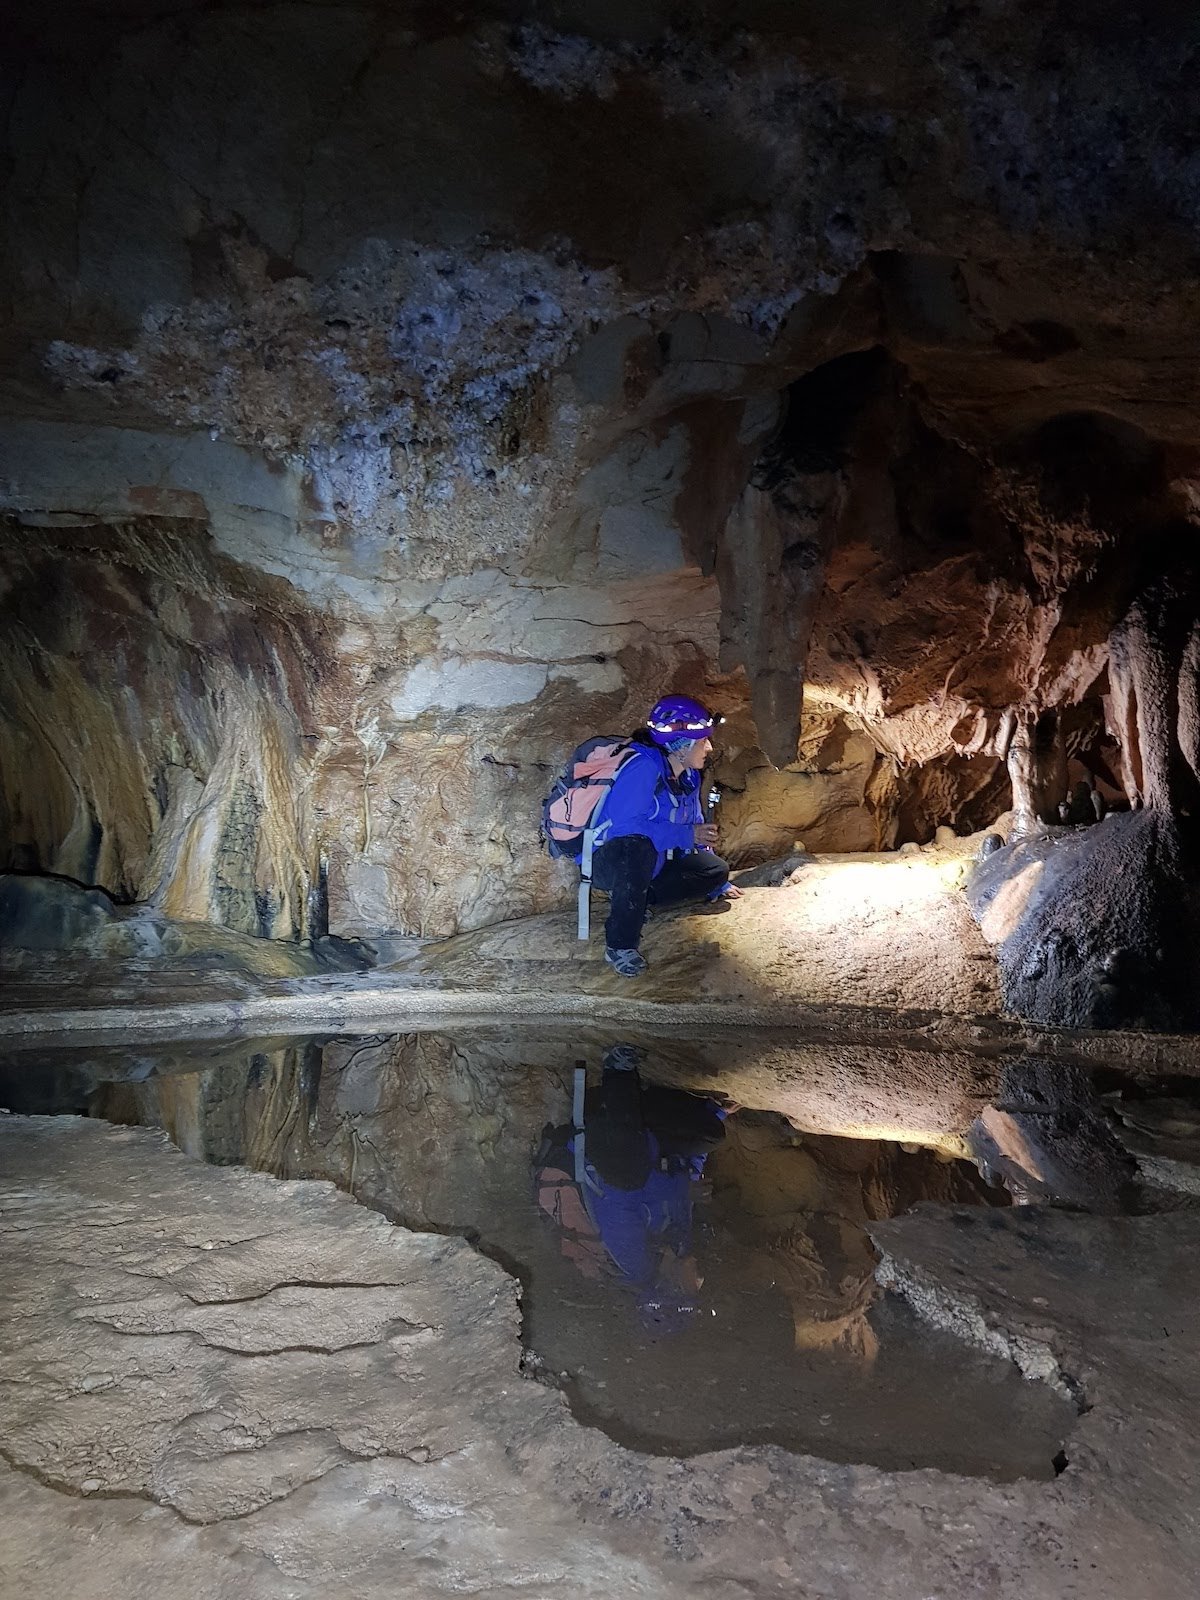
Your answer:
[693,823,719,847]
[723,883,744,899]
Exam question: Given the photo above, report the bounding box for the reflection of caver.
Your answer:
[533,1045,727,1331]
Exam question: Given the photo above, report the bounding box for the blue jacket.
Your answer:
[580,1135,696,1288]
[594,744,703,876]
[565,1123,721,1290]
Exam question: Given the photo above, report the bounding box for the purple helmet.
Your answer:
[646,694,715,748]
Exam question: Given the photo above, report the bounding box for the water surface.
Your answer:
[1,1028,1081,1478]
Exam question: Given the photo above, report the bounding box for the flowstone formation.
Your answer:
[3,1,1200,1024]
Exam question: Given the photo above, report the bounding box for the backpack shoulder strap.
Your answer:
[580,744,635,859]
[572,1064,603,1214]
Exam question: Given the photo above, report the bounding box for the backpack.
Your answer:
[533,1066,613,1278]
[533,1120,612,1280]
[540,737,643,859]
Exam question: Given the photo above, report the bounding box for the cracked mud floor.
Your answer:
[2,1104,1200,1599]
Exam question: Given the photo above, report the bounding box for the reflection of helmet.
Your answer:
[603,1043,644,1072]
[646,694,716,749]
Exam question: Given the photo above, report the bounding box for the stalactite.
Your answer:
[1005,718,1040,840]
[715,479,842,768]
[1038,711,1069,823]
[1109,572,1200,819]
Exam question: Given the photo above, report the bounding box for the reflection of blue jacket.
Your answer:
[594,745,703,875]
[583,1136,695,1288]
[568,1131,713,1289]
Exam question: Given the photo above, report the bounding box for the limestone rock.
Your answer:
[967,811,1200,1029]
[2,2,1200,1026]
[0,871,325,980]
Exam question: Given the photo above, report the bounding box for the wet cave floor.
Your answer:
[7,1026,1195,1483]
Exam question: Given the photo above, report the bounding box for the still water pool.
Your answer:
[1,1027,1079,1478]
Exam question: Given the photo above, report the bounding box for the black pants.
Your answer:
[590,834,729,951]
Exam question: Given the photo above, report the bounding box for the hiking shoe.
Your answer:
[604,946,648,978]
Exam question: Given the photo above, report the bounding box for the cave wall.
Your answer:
[3,1,1200,940]
[0,515,318,937]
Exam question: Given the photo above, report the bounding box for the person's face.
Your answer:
[682,736,712,771]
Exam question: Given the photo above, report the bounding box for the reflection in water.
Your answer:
[719,1113,881,1365]
[0,1029,1082,1477]
[967,1056,1138,1212]
[533,1045,726,1337]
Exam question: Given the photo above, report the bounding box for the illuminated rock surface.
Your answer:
[5,831,1200,1067]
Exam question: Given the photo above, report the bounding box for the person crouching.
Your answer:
[591,695,743,978]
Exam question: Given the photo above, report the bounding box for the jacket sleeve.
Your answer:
[603,753,696,853]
